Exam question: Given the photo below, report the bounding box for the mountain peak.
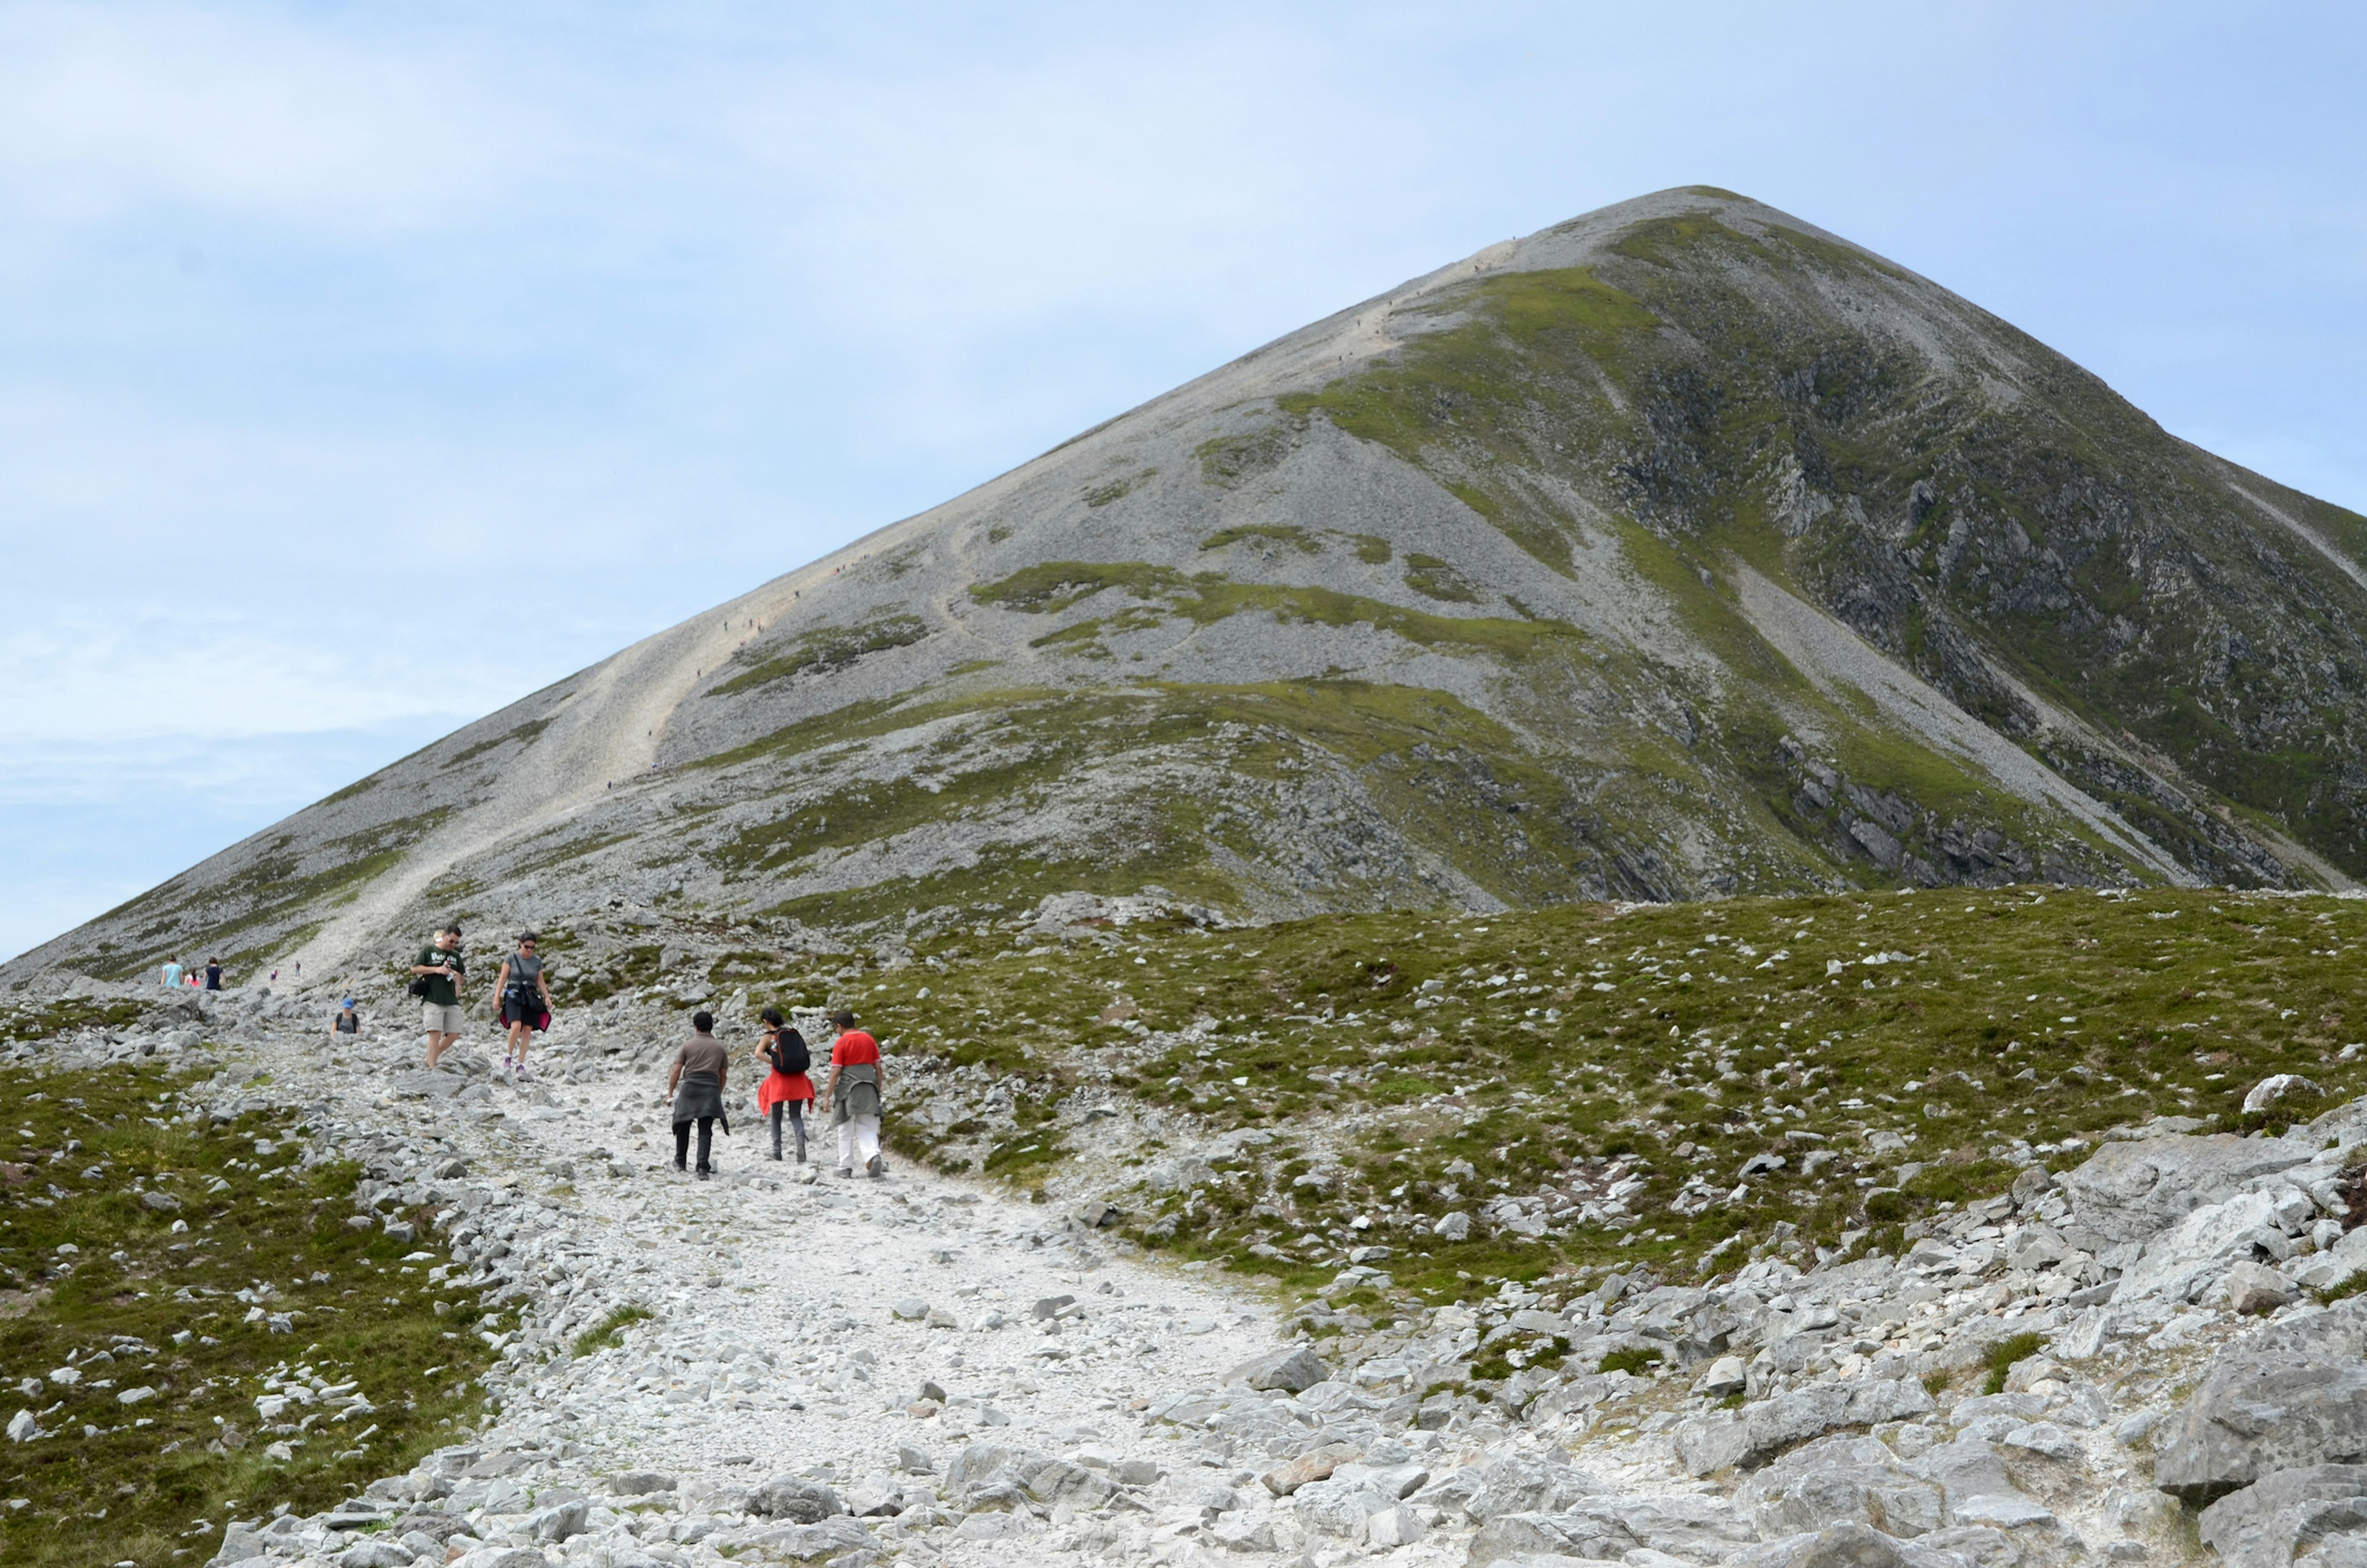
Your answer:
[15,190,2367,989]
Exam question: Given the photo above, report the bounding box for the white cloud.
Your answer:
[0,1,560,229]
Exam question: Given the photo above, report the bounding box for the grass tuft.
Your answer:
[571,1305,652,1358]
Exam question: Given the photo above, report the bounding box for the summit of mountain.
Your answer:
[15,186,2367,988]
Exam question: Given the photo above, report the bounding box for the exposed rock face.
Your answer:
[2154,1303,2367,1503]
[14,187,2367,990]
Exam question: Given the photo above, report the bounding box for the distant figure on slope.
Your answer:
[824,1009,886,1179]
[329,997,361,1041]
[666,1009,730,1180]
[493,932,554,1082]
[412,925,467,1068]
[754,1007,814,1163]
[203,957,223,991]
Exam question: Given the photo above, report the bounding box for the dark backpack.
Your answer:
[768,1028,810,1076]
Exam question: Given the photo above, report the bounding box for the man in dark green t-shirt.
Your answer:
[411,925,467,1068]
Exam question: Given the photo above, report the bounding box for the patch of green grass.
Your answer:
[1404,553,1481,603]
[1083,469,1156,508]
[1200,525,1320,554]
[441,716,554,770]
[1596,1345,1663,1376]
[851,885,2367,1303]
[571,1305,652,1357]
[0,1061,492,1568]
[711,612,930,696]
[1983,1331,2048,1395]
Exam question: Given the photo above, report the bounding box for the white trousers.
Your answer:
[837,1115,880,1170]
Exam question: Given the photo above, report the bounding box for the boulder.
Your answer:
[1468,1496,1755,1565]
[1736,1435,1945,1540]
[2114,1190,2295,1302]
[2247,1076,2326,1116]
[749,1475,846,1522]
[1724,1521,1931,1567]
[1460,1452,1611,1521]
[2292,1227,2367,1292]
[608,1471,676,1496]
[2155,1300,2367,1502]
[1677,1375,1936,1476]
[1224,1344,1327,1393]
[1261,1444,1356,1497]
[2058,1133,2314,1249]
[526,1499,589,1544]
[2196,1463,2367,1568]
[2228,1260,2301,1315]
[1292,1476,1398,1539]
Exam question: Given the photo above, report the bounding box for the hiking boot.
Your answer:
[837,1167,855,1178]
[769,1151,783,1162]
[697,1167,711,1181]
[867,1154,885,1178]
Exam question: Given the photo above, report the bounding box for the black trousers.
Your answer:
[674,1117,715,1172]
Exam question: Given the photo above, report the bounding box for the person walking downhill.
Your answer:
[754,1008,814,1162]
[328,997,361,1042]
[824,1010,886,1179]
[493,932,554,1082]
[665,1010,730,1180]
[412,925,466,1068]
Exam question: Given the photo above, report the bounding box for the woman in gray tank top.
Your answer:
[494,933,554,1082]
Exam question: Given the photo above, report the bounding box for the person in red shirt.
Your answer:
[824,1010,887,1178]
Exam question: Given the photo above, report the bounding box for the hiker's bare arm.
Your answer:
[666,1060,682,1096]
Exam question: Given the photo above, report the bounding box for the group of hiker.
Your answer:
[407,925,890,1180]
[158,957,224,990]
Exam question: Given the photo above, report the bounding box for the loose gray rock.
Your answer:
[2059,1133,2314,1249]
[1224,1344,1327,1393]
[1677,1375,1937,1476]
[2196,1463,2367,1568]
[2228,1260,2300,1315]
[607,1470,676,1496]
[2156,1301,2367,1502]
[2246,1075,2326,1115]
[1736,1435,1944,1541]
[750,1474,845,1522]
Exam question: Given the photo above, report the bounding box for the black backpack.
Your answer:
[768,1028,810,1076]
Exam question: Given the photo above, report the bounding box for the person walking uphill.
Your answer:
[665,1010,730,1179]
[411,926,466,1069]
[493,932,554,1082]
[754,1008,814,1162]
[824,1010,886,1178]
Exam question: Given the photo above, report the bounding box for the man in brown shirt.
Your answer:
[665,1010,731,1178]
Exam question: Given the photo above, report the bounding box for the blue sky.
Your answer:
[3,1,2363,963]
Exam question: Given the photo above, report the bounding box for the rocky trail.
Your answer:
[34,978,2367,1568]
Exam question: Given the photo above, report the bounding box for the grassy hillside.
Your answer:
[0,1062,493,1568]
[767,884,2367,1311]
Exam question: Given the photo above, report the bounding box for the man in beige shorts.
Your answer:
[412,925,467,1068]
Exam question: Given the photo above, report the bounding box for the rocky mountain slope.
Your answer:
[15,186,2367,989]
